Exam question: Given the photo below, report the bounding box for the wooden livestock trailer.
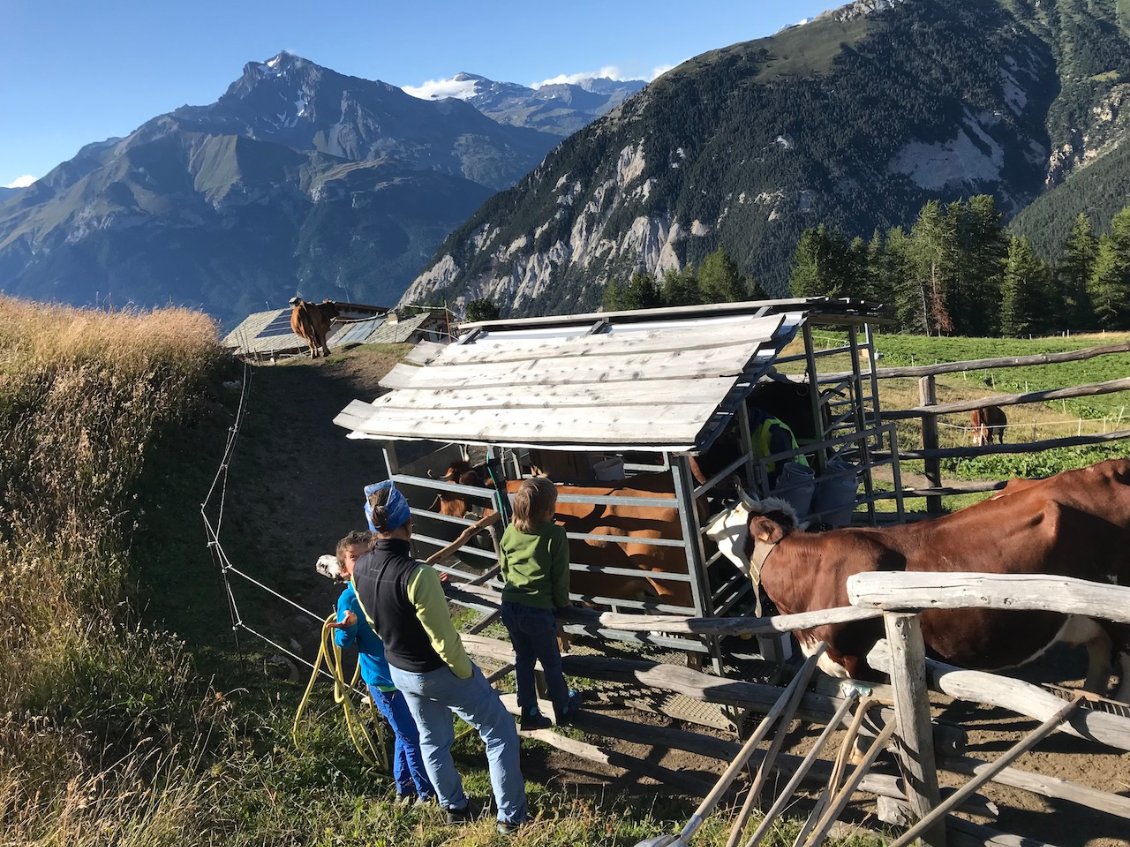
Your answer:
[333,298,898,663]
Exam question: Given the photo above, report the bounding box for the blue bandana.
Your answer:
[364,480,411,533]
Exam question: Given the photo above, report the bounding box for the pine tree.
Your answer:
[620,271,662,310]
[661,266,701,306]
[464,298,500,322]
[698,250,747,302]
[961,195,1007,336]
[601,279,623,311]
[789,225,849,298]
[1058,212,1097,330]
[909,201,959,335]
[1087,207,1130,331]
[999,236,1050,338]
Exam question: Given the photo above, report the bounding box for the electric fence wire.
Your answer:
[200,355,360,690]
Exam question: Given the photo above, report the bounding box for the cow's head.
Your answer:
[320,299,340,318]
[704,491,801,577]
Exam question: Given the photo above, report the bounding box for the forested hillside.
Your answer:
[403,0,1130,322]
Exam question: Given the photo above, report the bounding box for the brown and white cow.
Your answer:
[706,460,1130,700]
[970,405,1007,446]
[289,297,339,358]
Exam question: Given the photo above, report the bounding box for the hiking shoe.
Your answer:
[497,819,523,835]
[558,691,583,725]
[445,804,473,823]
[394,793,413,806]
[519,711,552,731]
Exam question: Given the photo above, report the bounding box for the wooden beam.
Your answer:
[834,340,1130,381]
[883,613,945,846]
[881,376,1130,419]
[887,699,1081,847]
[867,640,1130,752]
[848,572,1130,627]
[597,606,884,636]
[498,695,712,794]
[873,427,1130,462]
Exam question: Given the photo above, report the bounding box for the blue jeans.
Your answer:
[501,602,570,721]
[368,686,435,800]
[389,662,527,825]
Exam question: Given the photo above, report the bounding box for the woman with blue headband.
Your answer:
[350,480,527,836]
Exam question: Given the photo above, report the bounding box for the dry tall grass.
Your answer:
[0,297,223,845]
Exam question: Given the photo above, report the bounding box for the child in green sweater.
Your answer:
[499,476,581,730]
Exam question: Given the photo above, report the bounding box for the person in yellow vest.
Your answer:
[748,405,809,485]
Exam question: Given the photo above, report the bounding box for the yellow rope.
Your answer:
[292,615,391,773]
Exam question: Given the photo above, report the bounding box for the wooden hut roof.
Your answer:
[333,299,870,452]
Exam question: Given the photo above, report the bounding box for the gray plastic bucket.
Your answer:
[812,459,858,527]
[770,461,816,517]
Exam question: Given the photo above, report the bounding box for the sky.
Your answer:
[0,0,839,189]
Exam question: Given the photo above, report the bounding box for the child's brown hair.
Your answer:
[336,529,374,568]
[511,476,557,533]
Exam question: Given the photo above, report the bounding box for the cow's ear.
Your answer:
[750,515,786,544]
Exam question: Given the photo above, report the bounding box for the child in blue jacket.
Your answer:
[328,530,434,804]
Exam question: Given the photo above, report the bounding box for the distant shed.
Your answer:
[222,303,450,358]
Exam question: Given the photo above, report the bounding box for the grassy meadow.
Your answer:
[801,329,1130,510]
[0,297,890,846]
[3,298,1125,845]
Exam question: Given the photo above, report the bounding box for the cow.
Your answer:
[970,405,1007,446]
[430,464,694,608]
[431,460,488,517]
[289,297,339,358]
[706,459,1130,701]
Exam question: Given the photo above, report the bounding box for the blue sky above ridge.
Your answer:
[1,0,838,188]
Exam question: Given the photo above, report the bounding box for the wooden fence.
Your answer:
[451,576,1130,846]
[856,340,1130,513]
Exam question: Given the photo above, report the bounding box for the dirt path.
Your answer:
[224,349,1130,846]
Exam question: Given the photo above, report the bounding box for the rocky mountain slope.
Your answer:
[402,0,1130,316]
[0,53,559,324]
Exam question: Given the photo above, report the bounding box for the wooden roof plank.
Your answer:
[421,314,784,367]
[371,377,738,411]
[346,403,710,445]
[380,341,765,391]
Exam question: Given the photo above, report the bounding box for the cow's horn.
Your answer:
[738,487,758,509]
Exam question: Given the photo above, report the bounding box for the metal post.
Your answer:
[736,401,756,492]
[864,323,883,431]
[849,325,874,524]
[802,324,827,474]
[670,455,720,672]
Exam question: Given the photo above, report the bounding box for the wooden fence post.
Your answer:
[918,376,941,515]
[884,612,946,846]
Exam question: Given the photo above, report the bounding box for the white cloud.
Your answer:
[402,76,480,101]
[531,66,625,88]
[649,63,676,81]
[4,174,37,188]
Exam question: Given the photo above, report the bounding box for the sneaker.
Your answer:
[519,710,552,731]
[558,690,583,725]
[394,793,413,806]
[445,804,473,823]
[497,819,523,835]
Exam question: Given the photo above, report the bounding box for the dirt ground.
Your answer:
[229,347,1130,847]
